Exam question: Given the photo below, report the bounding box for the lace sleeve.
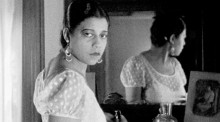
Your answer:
[33,70,48,115]
[120,56,146,87]
[33,70,85,119]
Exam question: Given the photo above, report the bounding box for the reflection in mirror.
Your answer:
[101,11,189,122]
[119,13,188,105]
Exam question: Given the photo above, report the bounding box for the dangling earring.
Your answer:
[97,59,103,64]
[170,47,175,56]
[164,36,168,41]
[65,40,72,62]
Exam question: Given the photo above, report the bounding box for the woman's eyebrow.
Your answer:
[102,30,108,33]
[81,28,94,32]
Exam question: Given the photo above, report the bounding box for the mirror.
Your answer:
[102,11,154,102]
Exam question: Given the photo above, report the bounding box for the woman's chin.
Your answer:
[87,60,98,65]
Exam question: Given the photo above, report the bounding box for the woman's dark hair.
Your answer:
[60,0,110,48]
[150,12,186,47]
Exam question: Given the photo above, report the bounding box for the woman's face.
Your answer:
[173,29,186,56]
[69,17,108,65]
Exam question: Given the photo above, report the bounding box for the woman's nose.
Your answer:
[93,37,102,48]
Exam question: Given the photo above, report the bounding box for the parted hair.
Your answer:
[150,12,186,47]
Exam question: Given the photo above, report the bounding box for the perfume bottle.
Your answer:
[152,103,178,122]
[114,110,121,122]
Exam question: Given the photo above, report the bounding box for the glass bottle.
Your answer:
[152,103,178,122]
[114,110,121,122]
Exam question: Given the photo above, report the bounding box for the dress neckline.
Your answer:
[64,68,86,79]
[140,53,176,77]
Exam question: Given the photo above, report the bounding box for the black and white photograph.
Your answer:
[1,0,218,122]
[192,79,219,117]
[185,71,220,122]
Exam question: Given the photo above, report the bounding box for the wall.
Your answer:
[106,12,154,97]
[44,0,64,67]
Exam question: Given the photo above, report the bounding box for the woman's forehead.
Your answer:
[77,17,108,31]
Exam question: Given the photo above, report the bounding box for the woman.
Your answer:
[120,12,187,105]
[33,0,112,121]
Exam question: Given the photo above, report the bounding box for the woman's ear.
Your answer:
[63,28,70,41]
[169,34,175,45]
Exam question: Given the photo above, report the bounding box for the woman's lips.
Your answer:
[90,52,101,56]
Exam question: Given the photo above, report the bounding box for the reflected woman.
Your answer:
[120,12,187,105]
[33,0,111,122]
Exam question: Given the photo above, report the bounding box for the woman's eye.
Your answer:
[100,34,108,39]
[82,31,94,38]
[84,32,93,37]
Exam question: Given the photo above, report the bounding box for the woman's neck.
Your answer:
[147,45,170,64]
[143,45,175,75]
[59,51,87,77]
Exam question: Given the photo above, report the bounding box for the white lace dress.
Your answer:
[120,54,187,104]
[33,69,106,122]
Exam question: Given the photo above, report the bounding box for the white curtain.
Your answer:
[0,0,22,122]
